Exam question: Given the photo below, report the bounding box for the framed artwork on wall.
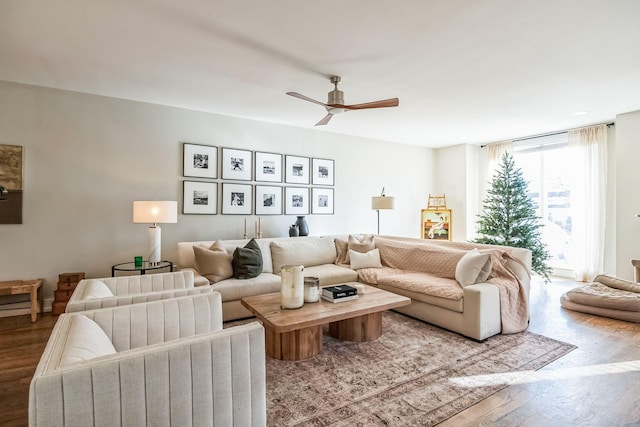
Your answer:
[254,151,282,182]
[311,187,334,215]
[285,155,310,185]
[285,187,310,215]
[183,181,217,214]
[255,185,282,215]
[0,144,23,224]
[311,158,334,186]
[221,148,252,181]
[420,209,452,240]
[183,143,217,179]
[222,183,253,215]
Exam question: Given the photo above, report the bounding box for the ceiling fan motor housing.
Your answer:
[328,88,344,105]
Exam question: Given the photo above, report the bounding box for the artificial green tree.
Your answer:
[473,152,551,281]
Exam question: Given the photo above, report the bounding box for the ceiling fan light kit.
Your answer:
[287,76,399,126]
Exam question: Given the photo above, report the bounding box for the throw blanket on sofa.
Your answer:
[373,237,530,334]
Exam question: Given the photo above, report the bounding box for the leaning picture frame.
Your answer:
[221,147,252,181]
[311,158,334,186]
[254,151,282,182]
[285,155,310,184]
[183,143,217,179]
[255,185,282,215]
[183,181,217,214]
[285,186,310,215]
[311,187,334,215]
[222,183,253,215]
[420,209,452,240]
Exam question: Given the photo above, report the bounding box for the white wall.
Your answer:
[0,81,433,300]
[615,110,640,280]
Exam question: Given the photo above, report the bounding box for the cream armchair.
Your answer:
[65,270,211,312]
[30,292,266,426]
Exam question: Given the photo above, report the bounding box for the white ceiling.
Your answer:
[1,0,639,148]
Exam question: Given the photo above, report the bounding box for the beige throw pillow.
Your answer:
[455,248,492,287]
[81,279,114,300]
[349,248,383,270]
[59,315,117,367]
[193,241,233,283]
[346,234,375,264]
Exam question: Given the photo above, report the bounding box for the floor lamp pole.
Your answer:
[376,209,380,235]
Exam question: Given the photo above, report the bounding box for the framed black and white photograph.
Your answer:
[285,186,310,215]
[312,187,334,214]
[183,143,217,179]
[311,158,334,186]
[255,185,282,215]
[222,148,252,181]
[254,151,282,182]
[285,155,310,185]
[183,181,217,214]
[222,183,252,215]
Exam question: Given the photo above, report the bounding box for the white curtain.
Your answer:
[568,124,608,281]
[486,140,513,180]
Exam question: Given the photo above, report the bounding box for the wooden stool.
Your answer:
[0,279,44,322]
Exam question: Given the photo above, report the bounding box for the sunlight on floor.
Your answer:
[448,359,640,387]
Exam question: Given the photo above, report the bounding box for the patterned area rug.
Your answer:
[263,311,576,426]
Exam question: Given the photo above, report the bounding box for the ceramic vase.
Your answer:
[295,216,309,236]
[288,224,299,237]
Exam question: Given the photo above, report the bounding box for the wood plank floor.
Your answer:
[2,278,639,426]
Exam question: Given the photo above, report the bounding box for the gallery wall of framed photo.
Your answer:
[181,142,335,216]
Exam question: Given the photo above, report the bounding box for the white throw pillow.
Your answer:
[81,279,114,300]
[349,248,383,270]
[59,315,117,366]
[455,248,492,287]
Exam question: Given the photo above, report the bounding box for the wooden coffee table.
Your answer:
[241,283,410,361]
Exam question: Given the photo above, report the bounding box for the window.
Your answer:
[514,133,577,274]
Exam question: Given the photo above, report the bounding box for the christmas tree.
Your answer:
[473,151,551,281]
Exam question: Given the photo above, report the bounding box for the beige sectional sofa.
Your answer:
[177,235,532,340]
[30,292,266,426]
[178,237,357,320]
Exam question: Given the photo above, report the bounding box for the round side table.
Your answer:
[112,260,174,277]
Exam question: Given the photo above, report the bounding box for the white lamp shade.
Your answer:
[133,201,178,224]
[371,196,395,210]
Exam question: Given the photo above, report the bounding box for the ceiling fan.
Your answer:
[287,76,399,126]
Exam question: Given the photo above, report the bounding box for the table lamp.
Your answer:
[133,201,178,265]
[371,187,395,234]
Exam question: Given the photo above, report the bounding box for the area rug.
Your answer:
[263,311,576,426]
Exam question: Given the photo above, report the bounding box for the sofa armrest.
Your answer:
[181,266,211,287]
[29,322,266,427]
[66,286,212,313]
[460,283,501,340]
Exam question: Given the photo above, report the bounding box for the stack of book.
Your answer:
[321,284,358,303]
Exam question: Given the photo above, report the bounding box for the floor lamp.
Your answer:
[133,201,178,265]
[371,188,395,235]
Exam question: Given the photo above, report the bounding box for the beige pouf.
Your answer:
[560,274,640,322]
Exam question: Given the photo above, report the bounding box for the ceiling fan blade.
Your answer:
[315,113,333,126]
[344,98,399,110]
[286,92,328,107]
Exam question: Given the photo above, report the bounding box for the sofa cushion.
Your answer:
[455,248,492,287]
[232,238,263,279]
[344,234,375,264]
[59,315,117,367]
[81,279,114,300]
[211,273,281,301]
[271,238,337,272]
[302,264,358,286]
[377,272,464,312]
[193,241,234,283]
[349,248,383,270]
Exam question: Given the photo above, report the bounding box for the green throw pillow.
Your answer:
[232,238,263,279]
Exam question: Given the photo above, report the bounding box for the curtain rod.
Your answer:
[481,121,615,148]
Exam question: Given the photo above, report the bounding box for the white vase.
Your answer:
[281,265,304,309]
